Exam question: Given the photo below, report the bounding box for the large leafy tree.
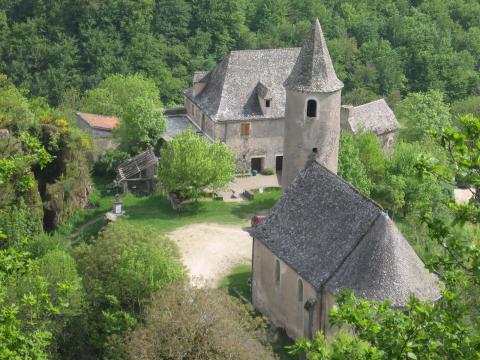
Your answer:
[158,129,235,201]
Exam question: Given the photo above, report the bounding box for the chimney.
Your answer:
[340,105,354,132]
[192,72,209,97]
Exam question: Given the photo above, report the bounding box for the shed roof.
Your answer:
[76,112,119,131]
[343,99,399,135]
[116,149,158,182]
[184,47,300,122]
[250,160,440,306]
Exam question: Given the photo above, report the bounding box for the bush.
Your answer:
[93,149,130,178]
[126,283,274,359]
[260,168,275,175]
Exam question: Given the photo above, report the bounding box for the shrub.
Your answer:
[93,149,130,178]
[260,168,275,175]
[126,283,274,359]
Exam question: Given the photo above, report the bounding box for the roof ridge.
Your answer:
[230,47,300,54]
[353,98,386,109]
[309,160,385,212]
[323,213,382,287]
[76,111,118,118]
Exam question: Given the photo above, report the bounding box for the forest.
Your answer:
[0,0,479,359]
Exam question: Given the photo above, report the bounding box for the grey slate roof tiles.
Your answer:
[344,99,399,135]
[184,48,300,122]
[250,161,440,306]
[284,19,343,93]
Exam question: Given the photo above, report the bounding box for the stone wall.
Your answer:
[252,239,320,340]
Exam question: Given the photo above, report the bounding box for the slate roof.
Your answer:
[284,19,343,93]
[343,99,399,135]
[250,160,440,306]
[184,47,300,122]
[116,149,158,182]
[76,112,119,131]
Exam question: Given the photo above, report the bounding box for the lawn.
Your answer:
[219,264,252,301]
[66,177,281,242]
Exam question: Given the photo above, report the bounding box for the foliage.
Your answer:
[396,90,452,142]
[93,149,130,178]
[75,222,184,354]
[114,97,167,154]
[338,131,373,196]
[0,231,76,359]
[158,129,235,200]
[0,0,479,106]
[81,74,161,119]
[261,167,275,176]
[126,283,274,359]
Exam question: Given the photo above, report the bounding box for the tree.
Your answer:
[158,129,235,200]
[114,97,167,154]
[338,131,372,196]
[126,283,274,359]
[81,73,161,119]
[75,222,184,354]
[396,90,451,143]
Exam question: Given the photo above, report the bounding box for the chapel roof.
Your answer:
[284,19,343,93]
[343,99,399,135]
[249,160,440,306]
[76,112,119,131]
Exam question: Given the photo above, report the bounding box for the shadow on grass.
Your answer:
[220,264,252,301]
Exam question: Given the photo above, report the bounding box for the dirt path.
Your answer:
[167,223,252,287]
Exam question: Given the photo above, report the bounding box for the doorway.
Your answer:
[275,155,283,172]
[251,157,264,172]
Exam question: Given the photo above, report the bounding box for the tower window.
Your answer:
[306,99,317,118]
[312,148,318,154]
[297,279,303,302]
[265,99,271,108]
[275,259,280,286]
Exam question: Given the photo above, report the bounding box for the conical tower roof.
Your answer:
[284,19,343,93]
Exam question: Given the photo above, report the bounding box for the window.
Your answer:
[265,99,271,108]
[306,99,317,118]
[297,279,303,302]
[240,123,251,136]
[275,259,280,286]
[312,148,318,154]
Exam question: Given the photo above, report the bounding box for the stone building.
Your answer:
[76,111,119,151]
[249,159,440,340]
[183,20,398,175]
[341,99,399,149]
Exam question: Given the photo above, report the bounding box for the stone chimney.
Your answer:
[192,71,209,97]
[340,105,354,132]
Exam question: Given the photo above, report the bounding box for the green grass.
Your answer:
[115,188,281,235]
[219,264,252,301]
[64,179,281,242]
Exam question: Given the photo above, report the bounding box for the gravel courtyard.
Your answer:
[167,223,252,287]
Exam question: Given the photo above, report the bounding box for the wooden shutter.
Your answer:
[240,123,251,136]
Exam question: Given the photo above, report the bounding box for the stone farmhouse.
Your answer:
[249,160,440,340]
[76,111,119,152]
[183,20,398,174]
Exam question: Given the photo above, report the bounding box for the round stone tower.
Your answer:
[282,19,344,189]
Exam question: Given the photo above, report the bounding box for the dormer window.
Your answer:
[307,99,317,118]
[265,99,271,108]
